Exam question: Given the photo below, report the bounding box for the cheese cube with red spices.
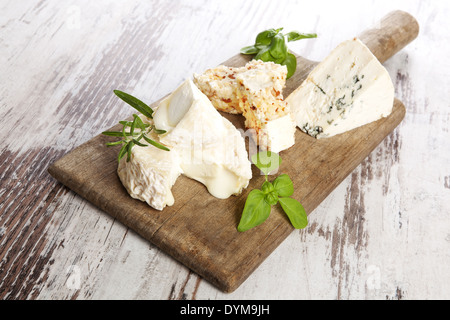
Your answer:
[194,60,296,153]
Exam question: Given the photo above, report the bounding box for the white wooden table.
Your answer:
[1,0,449,300]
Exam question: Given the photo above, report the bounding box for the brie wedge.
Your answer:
[117,126,181,211]
[286,38,395,139]
[194,60,296,153]
[153,79,252,199]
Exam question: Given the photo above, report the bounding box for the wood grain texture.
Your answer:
[1,0,449,300]
[47,12,413,292]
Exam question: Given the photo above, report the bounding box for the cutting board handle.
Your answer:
[359,10,419,63]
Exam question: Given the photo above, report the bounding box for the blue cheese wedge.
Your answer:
[153,79,252,199]
[286,38,395,139]
[194,60,296,153]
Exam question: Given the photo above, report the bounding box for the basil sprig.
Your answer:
[240,28,317,79]
[237,151,308,232]
[102,90,169,162]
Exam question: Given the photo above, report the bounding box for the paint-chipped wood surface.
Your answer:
[1,0,449,299]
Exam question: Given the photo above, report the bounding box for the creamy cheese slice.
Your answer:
[153,79,252,199]
[117,126,181,211]
[286,37,395,139]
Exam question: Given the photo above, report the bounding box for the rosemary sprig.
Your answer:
[102,90,169,162]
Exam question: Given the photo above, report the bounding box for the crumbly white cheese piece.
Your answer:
[117,125,182,211]
[194,60,296,153]
[192,65,244,114]
[286,37,395,139]
[235,60,295,153]
[153,79,252,199]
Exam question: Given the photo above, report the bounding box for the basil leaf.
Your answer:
[278,197,308,229]
[240,45,260,55]
[114,90,154,119]
[286,32,317,42]
[273,174,294,197]
[254,46,273,62]
[255,28,281,47]
[251,151,281,176]
[268,33,287,63]
[261,181,274,194]
[238,189,271,232]
[281,52,297,79]
[264,192,279,206]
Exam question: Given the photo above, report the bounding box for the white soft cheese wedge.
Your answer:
[286,37,395,139]
[117,127,182,211]
[153,79,252,199]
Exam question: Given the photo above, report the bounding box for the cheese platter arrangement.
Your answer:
[48,10,419,292]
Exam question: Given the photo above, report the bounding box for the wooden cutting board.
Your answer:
[48,11,419,292]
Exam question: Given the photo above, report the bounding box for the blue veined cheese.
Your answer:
[153,79,252,199]
[286,38,395,139]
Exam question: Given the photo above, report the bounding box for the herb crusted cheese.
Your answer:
[286,38,395,139]
[194,60,296,153]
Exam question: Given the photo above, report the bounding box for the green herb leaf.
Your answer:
[103,94,170,162]
[255,28,281,47]
[152,127,167,135]
[130,115,137,136]
[126,141,134,162]
[251,151,281,176]
[237,189,271,232]
[142,135,170,151]
[273,174,294,197]
[240,28,316,79]
[278,197,308,229]
[238,154,307,232]
[264,192,279,206]
[131,139,148,147]
[281,52,297,79]
[118,143,128,162]
[261,181,275,194]
[254,46,273,62]
[106,140,126,147]
[119,120,133,127]
[286,32,317,42]
[240,45,260,55]
[132,113,147,131]
[102,131,133,137]
[114,90,154,119]
[268,33,287,63]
